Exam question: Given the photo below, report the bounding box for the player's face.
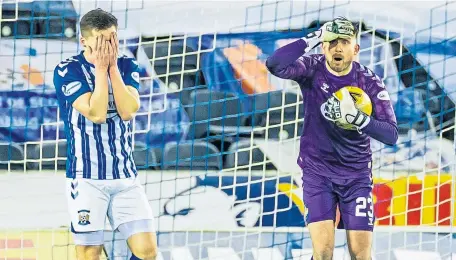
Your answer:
[80,26,118,52]
[322,37,359,73]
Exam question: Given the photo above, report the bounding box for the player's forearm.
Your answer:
[363,118,398,146]
[265,39,307,73]
[265,36,319,81]
[89,68,109,122]
[266,39,307,78]
[109,66,140,120]
[265,27,323,75]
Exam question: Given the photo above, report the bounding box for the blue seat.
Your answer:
[133,142,159,170]
[185,89,250,139]
[257,91,304,140]
[224,139,275,170]
[26,141,67,169]
[162,140,222,171]
[0,142,24,169]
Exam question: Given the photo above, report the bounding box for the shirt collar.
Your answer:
[78,51,95,68]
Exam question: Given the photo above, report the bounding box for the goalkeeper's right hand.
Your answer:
[302,17,356,52]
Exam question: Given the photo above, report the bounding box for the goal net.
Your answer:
[0,0,455,259]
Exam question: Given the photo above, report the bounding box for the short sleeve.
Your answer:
[121,58,140,90]
[53,62,91,105]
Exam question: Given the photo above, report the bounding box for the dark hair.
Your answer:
[351,22,360,39]
[80,8,118,37]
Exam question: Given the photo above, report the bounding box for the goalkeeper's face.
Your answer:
[322,36,359,73]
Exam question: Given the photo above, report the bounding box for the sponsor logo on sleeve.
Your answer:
[131,72,140,83]
[377,90,390,101]
[62,81,82,96]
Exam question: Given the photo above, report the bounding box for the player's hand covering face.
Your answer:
[108,32,119,66]
[321,17,359,73]
[81,25,118,67]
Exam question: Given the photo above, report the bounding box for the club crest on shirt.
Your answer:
[77,209,91,225]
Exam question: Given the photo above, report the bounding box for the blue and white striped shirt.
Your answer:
[53,52,140,180]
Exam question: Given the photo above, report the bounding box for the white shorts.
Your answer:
[67,177,154,233]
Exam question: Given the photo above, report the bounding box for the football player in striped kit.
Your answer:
[53,8,156,260]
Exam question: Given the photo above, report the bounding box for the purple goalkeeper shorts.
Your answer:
[302,171,375,231]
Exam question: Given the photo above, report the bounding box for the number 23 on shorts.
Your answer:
[355,195,374,226]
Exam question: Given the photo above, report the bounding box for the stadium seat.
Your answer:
[267,92,303,122]
[266,122,304,140]
[0,142,24,169]
[133,142,159,170]
[26,141,67,169]
[248,91,304,139]
[267,92,304,139]
[142,37,201,90]
[179,85,208,106]
[249,91,303,122]
[185,89,250,139]
[248,90,285,126]
[224,139,275,170]
[161,140,222,171]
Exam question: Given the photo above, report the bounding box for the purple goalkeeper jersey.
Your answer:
[266,39,397,179]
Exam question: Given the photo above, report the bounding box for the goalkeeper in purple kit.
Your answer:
[266,17,398,260]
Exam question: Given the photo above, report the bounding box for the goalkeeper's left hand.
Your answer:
[326,88,371,131]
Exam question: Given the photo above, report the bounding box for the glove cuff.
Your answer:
[357,114,371,130]
[346,111,371,131]
[302,30,322,52]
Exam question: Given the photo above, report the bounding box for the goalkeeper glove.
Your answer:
[301,21,332,52]
[324,88,370,131]
[323,17,356,42]
[302,17,356,52]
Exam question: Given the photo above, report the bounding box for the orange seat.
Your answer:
[223,43,275,94]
